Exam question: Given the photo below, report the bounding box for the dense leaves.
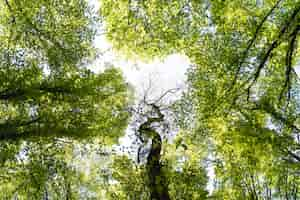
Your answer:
[100,0,207,59]
[1,0,300,199]
[100,0,300,199]
[0,0,130,199]
[0,0,130,141]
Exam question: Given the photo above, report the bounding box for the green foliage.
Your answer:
[101,0,300,198]
[104,134,209,200]
[0,0,131,142]
[0,140,79,199]
[106,155,150,200]
[0,0,300,199]
[100,0,207,60]
[0,1,131,199]
[164,133,208,200]
[0,66,130,142]
[0,0,96,68]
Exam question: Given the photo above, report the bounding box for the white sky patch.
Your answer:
[89,0,100,12]
[91,35,191,99]
[119,54,190,100]
[295,63,300,77]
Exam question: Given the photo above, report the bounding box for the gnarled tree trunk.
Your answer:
[138,104,170,200]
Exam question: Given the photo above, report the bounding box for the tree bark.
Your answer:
[138,104,171,200]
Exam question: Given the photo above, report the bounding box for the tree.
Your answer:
[137,103,171,200]
[0,0,131,198]
[94,87,208,200]
[0,0,131,142]
[100,0,300,198]
[1,0,300,198]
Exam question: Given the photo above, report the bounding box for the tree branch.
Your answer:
[232,0,284,86]
[246,4,300,100]
[253,102,300,133]
[4,0,16,23]
[279,25,300,102]
[286,150,300,162]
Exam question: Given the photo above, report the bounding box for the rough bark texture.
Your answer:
[138,104,170,200]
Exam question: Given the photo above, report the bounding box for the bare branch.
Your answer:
[152,87,181,105]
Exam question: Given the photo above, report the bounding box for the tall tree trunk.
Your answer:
[146,130,170,200]
[138,104,171,200]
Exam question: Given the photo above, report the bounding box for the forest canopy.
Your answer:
[0,0,299,199]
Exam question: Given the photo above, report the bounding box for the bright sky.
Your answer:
[296,63,300,76]
[91,35,191,100]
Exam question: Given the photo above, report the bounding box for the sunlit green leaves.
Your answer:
[0,1,131,198]
[100,0,300,198]
[0,0,97,68]
[100,0,207,60]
